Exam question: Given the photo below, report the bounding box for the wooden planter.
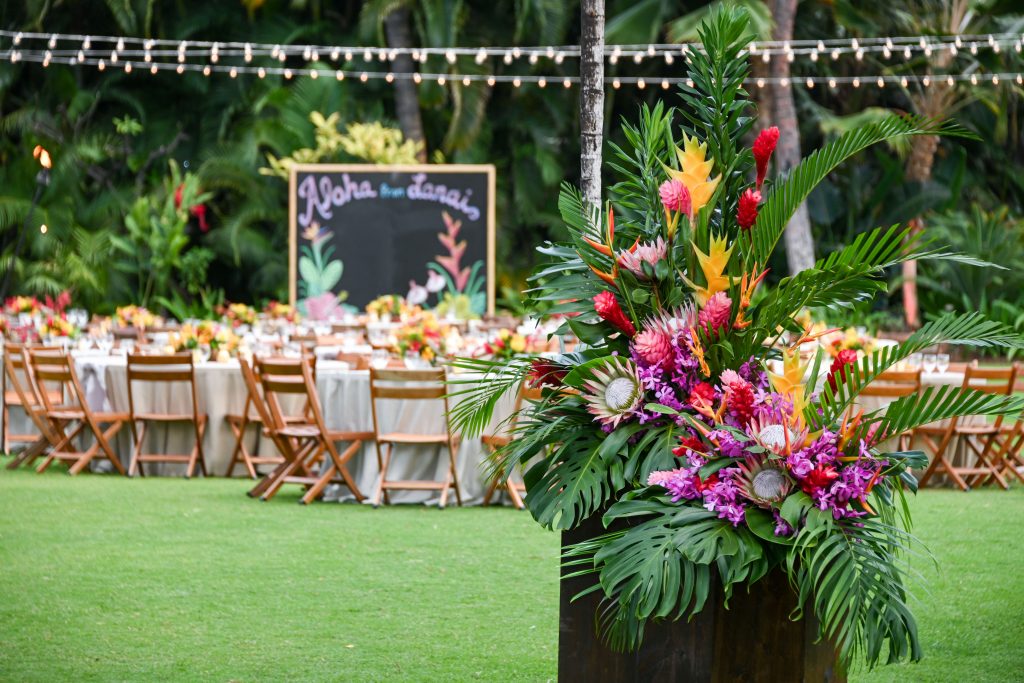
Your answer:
[559,516,846,683]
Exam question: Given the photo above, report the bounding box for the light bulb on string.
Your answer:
[414,73,423,84]
[529,53,539,64]
[42,51,51,67]
[686,78,694,87]
[309,69,318,79]
[756,77,765,88]
[970,73,978,84]
[955,36,962,47]
[150,64,157,75]
[330,48,339,61]
[950,45,958,56]
[83,36,91,50]
[124,61,131,73]
[828,78,836,89]
[284,68,292,79]
[664,52,674,64]
[110,49,118,63]
[564,78,573,88]
[612,78,620,89]
[851,38,859,51]
[855,48,864,60]
[900,76,908,87]
[438,75,447,85]
[13,32,22,45]
[903,46,911,59]
[992,74,1000,84]
[877,76,885,87]
[278,52,286,63]
[39,224,47,235]
[345,50,353,61]
[503,53,513,64]
[810,50,818,61]
[787,50,795,63]
[487,75,496,86]
[311,50,320,62]
[633,53,643,64]
[883,46,891,58]
[386,73,395,83]
[378,50,387,62]
[993,42,1001,54]
[647,44,655,56]
[336,71,344,81]
[555,51,565,64]
[637,78,645,89]
[98,59,105,71]
[922,76,930,86]
[463,76,472,86]
[76,49,85,63]
[780,77,790,87]
[363,49,372,61]
[661,79,669,89]
[512,47,521,59]
[177,64,185,74]
[258,67,266,78]
[361,72,370,82]
[852,77,860,88]
[445,50,456,64]
[946,75,954,86]
[512,77,521,87]
[475,49,486,64]
[48,34,57,48]
[203,65,211,76]
[1017,74,1023,84]
[116,37,124,52]
[970,43,978,55]
[761,51,769,63]
[546,47,555,58]
[831,49,840,60]
[806,77,814,88]
[538,77,547,88]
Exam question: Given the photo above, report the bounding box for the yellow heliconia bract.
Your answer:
[663,133,722,216]
[685,234,737,305]
[768,349,808,425]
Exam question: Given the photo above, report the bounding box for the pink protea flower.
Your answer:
[753,127,780,190]
[632,327,673,369]
[594,290,637,337]
[698,291,732,338]
[645,304,697,339]
[737,188,761,231]
[659,179,692,217]
[618,237,667,279]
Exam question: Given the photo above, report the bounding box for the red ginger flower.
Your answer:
[593,290,636,337]
[633,327,673,369]
[659,179,692,217]
[698,291,732,338]
[528,358,567,388]
[688,381,716,410]
[827,349,859,392]
[720,369,755,426]
[800,464,839,494]
[737,188,761,231]
[753,127,780,190]
[673,434,707,458]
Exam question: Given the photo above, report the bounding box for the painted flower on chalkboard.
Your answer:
[421,211,487,316]
[298,221,348,313]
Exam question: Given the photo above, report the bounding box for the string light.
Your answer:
[538,77,546,88]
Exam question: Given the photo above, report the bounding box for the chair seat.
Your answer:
[326,430,375,442]
[481,435,511,448]
[277,424,320,438]
[94,412,129,422]
[47,409,86,421]
[378,432,450,445]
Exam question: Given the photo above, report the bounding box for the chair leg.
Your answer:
[260,451,307,502]
[448,438,463,507]
[93,421,127,476]
[506,479,525,510]
[373,443,393,507]
[129,422,148,477]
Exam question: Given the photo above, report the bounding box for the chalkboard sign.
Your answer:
[288,164,496,318]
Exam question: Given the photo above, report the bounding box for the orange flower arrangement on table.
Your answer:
[114,305,161,330]
[219,302,258,328]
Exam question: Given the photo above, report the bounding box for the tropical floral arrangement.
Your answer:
[219,302,258,328]
[262,300,300,323]
[366,294,408,319]
[4,295,42,316]
[170,321,240,358]
[481,328,543,360]
[115,305,160,330]
[394,312,448,363]
[452,8,1024,670]
[821,325,879,358]
[38,315,78,339]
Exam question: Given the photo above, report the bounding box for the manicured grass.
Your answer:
[1,464,1021,682]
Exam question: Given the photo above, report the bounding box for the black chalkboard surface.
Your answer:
[288,164,495,317]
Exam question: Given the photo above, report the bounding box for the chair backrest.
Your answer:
[336,352,370,370]
[28,350,80,413]
[860,368,921,398]
[369,367,449,439]
[290,332,318,349]
[237,357,277,428]
[258,356,328,435]
[3,343,40,407]
[125,352,200,420]
[963,362,1018,395]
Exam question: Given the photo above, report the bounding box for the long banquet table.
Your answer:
[66,355,518,505]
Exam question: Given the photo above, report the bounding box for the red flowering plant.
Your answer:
[450,7,1023,670]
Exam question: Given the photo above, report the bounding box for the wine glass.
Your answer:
[370,349,390,369]
[936,353,950,374]
[197,345,211,364]
[922,353,937,374]
[907,353,922,370]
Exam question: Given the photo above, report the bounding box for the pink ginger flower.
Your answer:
[720,369,755,425]
[659,179,692,217]
[633,326,673,369]
[593,290,636,337]
[618,237,667,279]
[698,291,732,338]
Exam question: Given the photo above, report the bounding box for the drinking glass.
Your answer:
[370,350,390,369]
[936,353,950,374]
[907,353,922,370]
[922,353,937,374]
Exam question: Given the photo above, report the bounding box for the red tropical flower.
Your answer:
[593,290,636,337]
[688,381,716,410]
[737,188,761,231]
[672,434,707,458]
[827,349,859,392]
[800,464,839,494]
[752,127,780,190]
[528,358,567,388]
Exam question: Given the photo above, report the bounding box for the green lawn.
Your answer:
[1,465,1021,682]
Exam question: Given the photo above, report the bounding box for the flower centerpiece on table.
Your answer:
[4,295,42,316]
[822,325,879,358]
[262,300,300,324]
[393,312,448,365]
[114,305,160,331]
[480,328,544,360]
[219,302,257,328]
[450,8,1024,671]
[366,294,409,321]
[38,315,78,340]
[170,322,240,361]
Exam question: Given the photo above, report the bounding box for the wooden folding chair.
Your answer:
[223,360,286,478]
[917,363,1018,491]
[861,368,922,451]
[370,368,462,508]
[29,350,128,475]
[3,343,62,468]
[254,356,370,504]
[126,352,207,478]
[480,383,543,509]
[970,374,1024,487]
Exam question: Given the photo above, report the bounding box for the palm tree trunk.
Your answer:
[385,7,427,163]
[900,133,941,328]
[768,0,815,274]
[580,0,605,209]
